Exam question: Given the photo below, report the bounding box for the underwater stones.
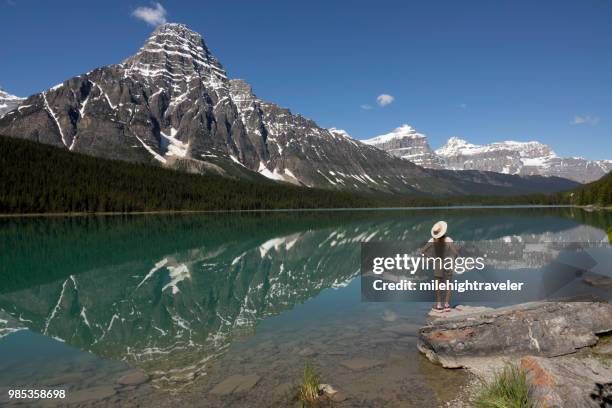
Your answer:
[297,347,318,357]
[584,275,612,290]
[272,382,294,400]
[381,323,421,336]
[340,358,383,371]
[117,370,150,386]
[67,385,117,404]
[209,374,261,395]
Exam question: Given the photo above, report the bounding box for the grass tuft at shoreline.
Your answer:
[473,363,535,408]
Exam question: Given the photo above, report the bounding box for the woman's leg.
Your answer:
[434,277,442,310]
[444,275,452,310]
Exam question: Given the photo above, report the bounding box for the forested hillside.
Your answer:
[0,136,390,213]
[562,171,612,206]
[0,136,609,214]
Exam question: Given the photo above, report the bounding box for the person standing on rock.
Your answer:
[420,221,459,312]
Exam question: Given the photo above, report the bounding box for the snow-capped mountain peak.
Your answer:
[436,138,556,159]
[123,22,227,89]
[434,137,610,182]
[363,124,425,145]
[0,88,25,118]
[362,124,443,168]
[328,128,354,140]
[366,125,609,183]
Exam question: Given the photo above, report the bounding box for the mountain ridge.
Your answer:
[0,23,579,195]
[364,124,612,183]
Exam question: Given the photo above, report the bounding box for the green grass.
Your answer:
[472,363,536,408]
[608,227,612,243]
[296,363,321,406]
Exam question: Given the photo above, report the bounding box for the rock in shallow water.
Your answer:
[381,323,422,336]
[67,385,117,404]
[117,371,150,386]
[340,358,383,370]
[209,374,261,395]
[417,301,612,368]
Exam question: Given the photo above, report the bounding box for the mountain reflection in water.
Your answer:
[0,208,610,395]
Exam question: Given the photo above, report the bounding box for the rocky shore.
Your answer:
[418,301,612,407]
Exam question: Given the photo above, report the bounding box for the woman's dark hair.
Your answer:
[433,234,447,257]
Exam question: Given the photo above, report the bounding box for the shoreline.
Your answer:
[0,204,603,219]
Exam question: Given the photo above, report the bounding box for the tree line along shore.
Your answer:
[1,136,610,214]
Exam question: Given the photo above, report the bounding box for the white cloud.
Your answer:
[360,104,373,110]
[458,103,467,109]
[132,2,167,26]
[376,94,394,107]
[571,115,599,126]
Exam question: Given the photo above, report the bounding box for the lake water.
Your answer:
[0,208,610,407]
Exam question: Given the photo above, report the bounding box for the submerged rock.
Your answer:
[117,370,150,386]
[381,323,422,336]
[584,275,612,290]
[209,374,261,395]
[297,347,318,357]
[67,385,117,404]
[417,301,612,368]
[340,358,383,370]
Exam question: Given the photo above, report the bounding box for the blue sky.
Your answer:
[1,0,610,159]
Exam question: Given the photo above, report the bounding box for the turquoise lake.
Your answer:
[0,208,610,407]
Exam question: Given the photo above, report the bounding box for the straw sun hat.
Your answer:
[431,221,448,239]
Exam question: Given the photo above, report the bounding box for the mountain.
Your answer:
[0,23,577,196]
[366,124,611,184]
[0,88,24,118]
[362,124,444,168]
[437,137,612,183]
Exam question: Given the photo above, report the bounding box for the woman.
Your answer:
[421,221,459,312]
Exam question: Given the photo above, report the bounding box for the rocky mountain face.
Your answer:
[362,125,444,168]
[436,137,612,184]
[367,125,611,184]
[0,89,24,118]
[0,23,578,195]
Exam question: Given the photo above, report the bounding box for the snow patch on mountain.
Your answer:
[366,126,610,183]
[436,137,612,183]
[363,124,444,168]
[0,88,25,118]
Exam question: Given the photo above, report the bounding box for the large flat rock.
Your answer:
[418,301,612,368]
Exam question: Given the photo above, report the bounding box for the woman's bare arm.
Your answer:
[421,241,433,255]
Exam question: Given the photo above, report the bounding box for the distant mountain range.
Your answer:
[364,125,611,183]
[0,23,583,196]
